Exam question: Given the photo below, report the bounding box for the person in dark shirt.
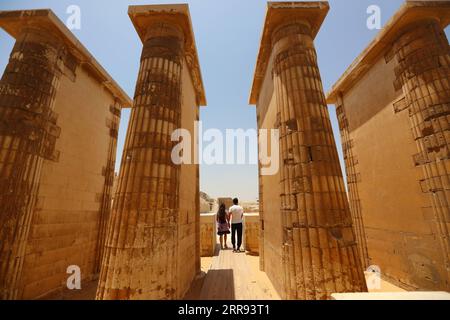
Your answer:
[216,203,230,250]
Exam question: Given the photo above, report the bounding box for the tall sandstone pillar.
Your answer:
[392,18,450,284]
[273,19,366,300]
[97,22,183,300]
[250,2,367,300]
[94,100,122,274]
[0,25,65,300]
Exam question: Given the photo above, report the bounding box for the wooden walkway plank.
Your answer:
[194,240,280,300]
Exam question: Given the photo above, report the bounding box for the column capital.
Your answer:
[326,0,450,105]
[128,4,206,106]
[271,20,312,45]
[0,9,132,108]
[142,22,185,43]
[249,1,329,105]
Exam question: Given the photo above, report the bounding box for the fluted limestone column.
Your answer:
[271,21,367,299]
[335,94,370,269]
[195,107,201,275]
[393,19,450,288]
[96,22,184,300]
[94,100,122,274]
[257,134,265,271]
[0,26,64,300]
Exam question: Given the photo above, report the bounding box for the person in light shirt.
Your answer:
[228,198,244,252]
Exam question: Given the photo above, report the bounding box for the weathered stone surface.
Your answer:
[393,18,450,290]
[3,1,448,301]
[0,24,65,301]
[96,4,205,300]
[326,1,450,291]
[200,213,216,257]
[218,198,233,211]
[97,22,184,300]
[0,9,131,300]
[249,2,367,300]
[244,214,259,255]
[332,291,450,300]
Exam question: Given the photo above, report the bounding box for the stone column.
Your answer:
[195,107,201,275]
[335,94,370,269]
[94,100,122,274]
[96,22,184,300]
[257,134,265,271]
[392,19,450,287]
[271,20,367,299]
[0,26,64,299]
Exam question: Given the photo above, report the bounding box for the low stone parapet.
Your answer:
[200,213,217,257]
[244,213,259,255]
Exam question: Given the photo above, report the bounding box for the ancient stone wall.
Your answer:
[0,25,65,300]
[258,62,284,294]
[391,19,450,290]
[0,10,129,299]
[96,22,185,300]
[244,214,259,255]
[20,62,122,300]
[96,5,204,300]
[327,2,450,291]
[333,54,434,290]
[251,3,367,300]
[200,213,216,257]
[177,57,201,297]
[218,197,233,210]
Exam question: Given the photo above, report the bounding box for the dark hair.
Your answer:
[217,203,227,223]
[233,198,238,205]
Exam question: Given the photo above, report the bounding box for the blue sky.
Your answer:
[0,0,448,201]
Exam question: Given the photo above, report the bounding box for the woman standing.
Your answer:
[216,203,230,250]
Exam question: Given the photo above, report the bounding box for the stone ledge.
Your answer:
[331,291,450,300]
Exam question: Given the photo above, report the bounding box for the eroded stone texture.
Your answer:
[94,100,122,274]
[0,25,65,300]
[250,2,367,300]
[257,159,265,270]
[96,22,185,300]
[392,19,450,288]
[271,20,367,299]
[95,4,206,300]
[335,95,370,269]
[326,1,450,291]
[218,198,233,211]
[200,213,216,257]
[0,9,132,300]
[244,214,259,255]
[194,107,201,276]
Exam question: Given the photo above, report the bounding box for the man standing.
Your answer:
[228,198,244,252]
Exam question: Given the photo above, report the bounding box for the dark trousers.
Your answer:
[231,223,243,249]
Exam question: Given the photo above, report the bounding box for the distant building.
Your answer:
[217,198,233,211]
